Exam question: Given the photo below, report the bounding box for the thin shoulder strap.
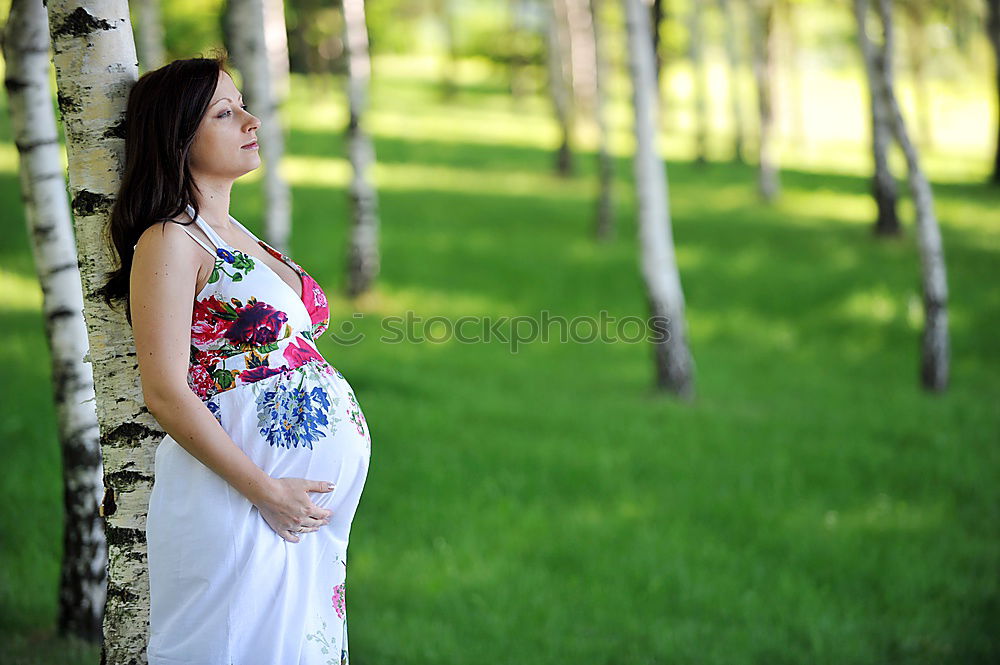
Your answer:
[173,222,217,258]
[184,204,228,250]
[228,215,264,246]
[130,219,217,257]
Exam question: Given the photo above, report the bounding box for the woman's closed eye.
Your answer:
[218,105,248,118]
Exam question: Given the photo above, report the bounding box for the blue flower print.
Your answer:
[206,398,222,425]
[255,374,335,449]
[216,247,236,264]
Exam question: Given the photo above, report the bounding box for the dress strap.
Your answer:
[174,223,217,258]
[228,215,265,247]
[184,204,229,251]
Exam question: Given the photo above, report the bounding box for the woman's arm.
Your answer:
[130,221,277,506]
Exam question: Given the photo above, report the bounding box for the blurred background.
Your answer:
[0,0,997,662]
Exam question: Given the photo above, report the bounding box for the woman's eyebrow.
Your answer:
[211,95,244,107]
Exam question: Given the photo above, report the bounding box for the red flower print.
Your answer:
[225,301,288,346]
[240,365,284,383]
[301,273,330,326]
[191,296,233,344]
[282,337,324,367]
[188,363,215,400]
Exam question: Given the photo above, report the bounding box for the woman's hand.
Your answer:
[254,477,335,543]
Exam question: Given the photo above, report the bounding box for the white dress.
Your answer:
[145,205,371,664]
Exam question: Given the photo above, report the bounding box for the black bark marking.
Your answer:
[101,485,117,517]
[56,89,81,116]
[106,526,146,549]
[102,420,162,448]
[103,117,127,140]
[71,189,114,217]
[4,76,28,93]
[52,7,113,39]
[105,468,153,486]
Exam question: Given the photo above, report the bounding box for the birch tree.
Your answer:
[226,0,292,252]
[623,0,696,398]
[564,0,598,116]
[3,0,105,642]
[45,1,154,660]
[547,0,575,175]
[592,0,616,240]
[749,0,780,201]
[433,0,459,99]
[687,0,708,163]
[133,0,165,72]
[264,0,292,103]
[343,0,382,297]
[718,0,746,162]
[855,0,899,234]
[987,0,1000,184]
[854,0,950,391]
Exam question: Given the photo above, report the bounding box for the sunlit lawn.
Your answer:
[0,53,998,664]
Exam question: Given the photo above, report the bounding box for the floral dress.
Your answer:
[145,204,371,665]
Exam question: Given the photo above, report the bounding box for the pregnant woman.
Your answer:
[98,55,371,664]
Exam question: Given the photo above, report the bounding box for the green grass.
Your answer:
[0,53,998,664]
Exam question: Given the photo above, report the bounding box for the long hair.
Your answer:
[99,53,230,324]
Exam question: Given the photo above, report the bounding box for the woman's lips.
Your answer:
[241,142,258,150]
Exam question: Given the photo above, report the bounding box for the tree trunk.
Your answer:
[263,0,291,102]
[506,0,532,102]
[343,0,381,297]
[227,0,292,252]
[687,0,708,164]
[750,0,779,201]
[4,0,105,643]
[779,0,806,150]
[853,0,899,235]
[856,0,950,391]
[134,0,165,73]
[652,0,664,81]
[622,0,696,399]
[591,0,615,241]
[717,0,746,163]
[564,0,597,116]
[547,0,575,176]
[902,6,932,149]
[986,0,1000,184]
[45,1,154,661]
[434,0,459,99]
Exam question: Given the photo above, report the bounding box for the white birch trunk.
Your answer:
[564,0,597,116]
[718,0,746,163]
[433,0,458,99]
[750,0,779,201]
[779,0,806,149]
[343,0,381,297]
[852,0,899,235]
[263,0,291,102]
[902,8,932,149]
[855,0,950,391]
[45,1,155,660]
[3,0,105,642]
[988,0,1000,183]
[591,0,615,240]
[506,0,532,102]
[687,0,709,163]
[623,0,696,398]
[227,0,292,252]
[134,0,165,73]
[547,0,575,175]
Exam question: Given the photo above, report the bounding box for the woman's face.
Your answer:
[188,70,261,180]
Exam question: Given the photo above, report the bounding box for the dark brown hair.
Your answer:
[99,52,230,324]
